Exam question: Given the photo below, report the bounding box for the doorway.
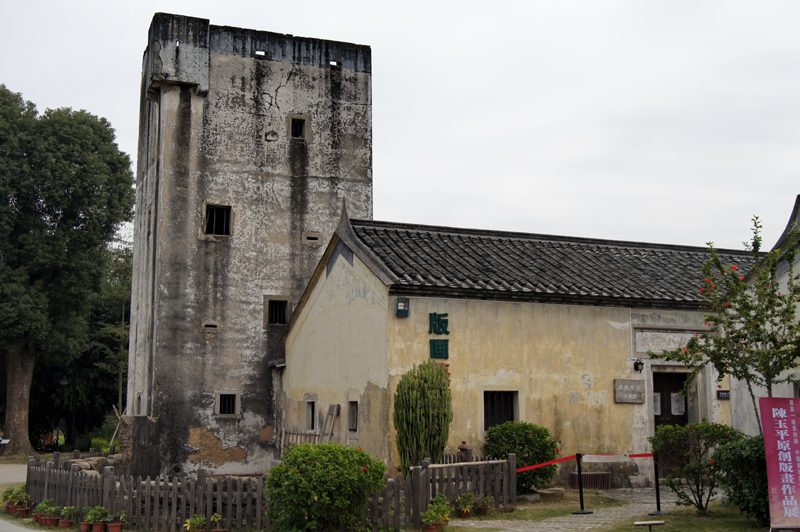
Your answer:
[652,372,689,476]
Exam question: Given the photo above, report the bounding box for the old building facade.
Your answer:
[127,13,372,474]
[281,215,754,485]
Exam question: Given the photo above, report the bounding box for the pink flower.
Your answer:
[710,459,716,466]
[710,285,715,290]
[362,466,367,472]
[695,334,698,337]
[706,278,711,283]
[731,265,738,271]
[683,347,688,352]
[700,288,704,294]
[724,302,729,307]
[739,276,744,280]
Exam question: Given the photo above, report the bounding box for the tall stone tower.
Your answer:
[127,13,372,474]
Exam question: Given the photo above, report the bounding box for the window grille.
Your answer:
[205,205,231,235]
[484,391,516,429]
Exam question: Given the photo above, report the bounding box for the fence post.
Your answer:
[508,454,516,507]
[54,452,61,470]
[68,463,80,507]
[421,458,431,513]
[411,466,421,530]
[73,450,80,460]
[45,461,54,500]
[26,458,35,497]
[102,466,116,512]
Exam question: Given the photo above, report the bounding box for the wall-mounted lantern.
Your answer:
[396,297,410,317]
[633,359,645,372]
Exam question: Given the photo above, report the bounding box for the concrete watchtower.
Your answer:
[127,13,372,474]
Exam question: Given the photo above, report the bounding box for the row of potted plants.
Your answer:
[420,494,495,531]
[184,513,226,532]
[454,493,494,518]
[3,487,31,515]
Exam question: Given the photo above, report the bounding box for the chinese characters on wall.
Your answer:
[429,312,449,359]
[613,379,645,404]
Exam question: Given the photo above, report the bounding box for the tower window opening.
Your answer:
[291,118,306,139]
[204,205,231,236]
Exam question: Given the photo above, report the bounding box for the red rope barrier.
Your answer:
[515,453,654,473]
[516,454,577,473]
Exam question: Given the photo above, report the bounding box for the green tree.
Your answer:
[0,85,133,455]
[650,217,800,432]
[393,361,453,471]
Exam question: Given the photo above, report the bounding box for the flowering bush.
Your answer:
[714,435,769,526]
[265,443,386,532]
[649,421,743,513]
[483,421,558,492]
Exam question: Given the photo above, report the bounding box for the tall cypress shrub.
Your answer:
[393,361,453,471]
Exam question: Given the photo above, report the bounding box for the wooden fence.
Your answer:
[26,454,516,532]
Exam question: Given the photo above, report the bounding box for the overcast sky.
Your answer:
[2,1,799,250]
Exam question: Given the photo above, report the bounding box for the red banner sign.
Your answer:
[760,397,800,528]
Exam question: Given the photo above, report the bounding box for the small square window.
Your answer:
[291,118,306,139]
[205,205,231,236]
[348,401,358,432]
[484,391,517,430]
[268,300,288,325]
[306,401,316,431]
[219,394,237,415]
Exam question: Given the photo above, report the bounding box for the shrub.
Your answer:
[714,434,769,527]
[648,421,743,513]
[265,443,386,532]
[393,361,453,471]
[483,421,558,492]
[428,494,450,523]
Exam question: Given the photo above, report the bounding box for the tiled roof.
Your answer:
[349,220,756,308]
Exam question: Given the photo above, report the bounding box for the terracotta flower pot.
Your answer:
[477,506,490,516]
[458,509,469,518]
[107,523,123,532]
[51,517,62,528]
[61,519,74,528]
[17,507,30,517]
[92,523,106,532]
[9,505,18,515]
[433,521,442,532]
[421,525,436,532]
[80,522,91,531]
[32,513,40,523]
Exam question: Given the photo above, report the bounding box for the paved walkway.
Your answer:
[0,466,26,484]
[451,488,679,532]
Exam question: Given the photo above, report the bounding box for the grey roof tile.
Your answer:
[349,219,756,307]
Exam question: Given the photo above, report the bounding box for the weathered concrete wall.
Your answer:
[128,13,372,475]
[118,415,160,478]
[283,243,391,459]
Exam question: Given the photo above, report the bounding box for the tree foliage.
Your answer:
[649,217,800,431]
[393,361,453,471]
[482,421,558,492]
[649,421,743,513]
[265,443,386,532]
[0,85,133,454]
[714,434,769,526]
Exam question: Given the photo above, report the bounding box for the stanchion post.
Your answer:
[649,453,669,516]
[572,453,593,515]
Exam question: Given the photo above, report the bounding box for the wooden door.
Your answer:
[652,372,688,476]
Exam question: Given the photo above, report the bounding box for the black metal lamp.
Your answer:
[396,297,410,317]
[633,358,645,372]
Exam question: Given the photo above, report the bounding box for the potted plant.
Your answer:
[8,487,26,515]
[80,507,93,532]
[420,509,437,532]
[85,506,109,532]
[183,514,206,532]
[210,513,224,532]
[35,500,55,524]
[476,496,494,516]
[107,511,125,532]
[428,494,449,527]
[48,505,63,528]
[15,492,31,517]
[456,492,474,518]
[2,487,15,513]
[61,507,76,528]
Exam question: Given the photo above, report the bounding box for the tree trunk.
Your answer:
[3,339,36,455]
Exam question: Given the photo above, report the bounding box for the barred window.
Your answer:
[484,391,516,430]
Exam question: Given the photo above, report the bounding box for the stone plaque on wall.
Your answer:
[635,331,695,353]
[614,379,646,403]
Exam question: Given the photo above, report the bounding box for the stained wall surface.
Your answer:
[283,250,729,485]
[128,13,372,474]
